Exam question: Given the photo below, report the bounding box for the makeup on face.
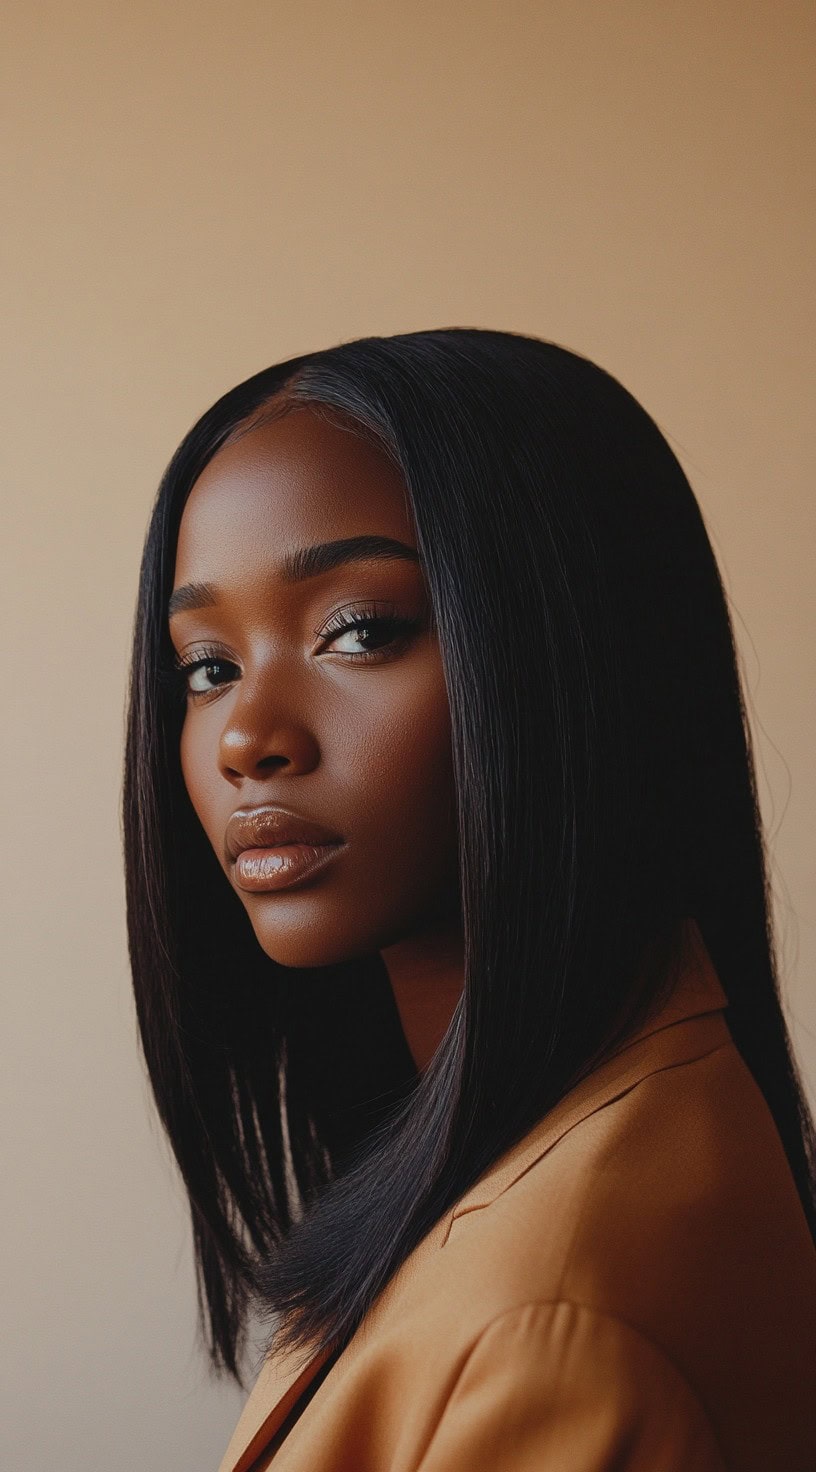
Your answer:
[233,842,346,893]
[224,800,348,893]
[167,407,460,1035]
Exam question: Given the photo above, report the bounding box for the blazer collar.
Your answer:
[218,917,729,1471]
[441,915,729,1232]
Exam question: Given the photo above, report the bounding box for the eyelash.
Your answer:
[160,603,423,703]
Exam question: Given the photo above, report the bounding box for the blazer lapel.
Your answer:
[217,1339,336,1472]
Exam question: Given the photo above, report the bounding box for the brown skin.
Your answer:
[169,405,463,1072]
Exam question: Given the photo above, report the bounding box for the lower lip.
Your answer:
[233,843,345,893]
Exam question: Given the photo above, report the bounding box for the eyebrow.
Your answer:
[168,534,421,620]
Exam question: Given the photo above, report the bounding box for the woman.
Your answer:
[123,328,816,1470]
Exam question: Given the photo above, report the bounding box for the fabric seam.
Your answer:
[414,1297,729,1471]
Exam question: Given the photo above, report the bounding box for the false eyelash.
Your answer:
[315,600,401,638]
[157,642,226,676]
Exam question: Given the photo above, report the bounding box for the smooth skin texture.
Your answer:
[169,405,463,1072]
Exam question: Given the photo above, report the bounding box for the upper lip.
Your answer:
[225,805,344,863]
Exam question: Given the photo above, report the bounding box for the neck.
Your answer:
[379,919,464,1072]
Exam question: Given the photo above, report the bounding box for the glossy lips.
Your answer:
[225,805,345,893]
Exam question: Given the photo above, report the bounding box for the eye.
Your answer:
[164,644,240,701]
[186,658,239,694]
[316,603,424,661]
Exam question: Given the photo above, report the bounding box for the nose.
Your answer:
[217,675,321,783]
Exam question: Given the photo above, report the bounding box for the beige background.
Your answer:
[2,2,814,1467]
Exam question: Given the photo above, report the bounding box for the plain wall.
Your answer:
[2,2,814,1467]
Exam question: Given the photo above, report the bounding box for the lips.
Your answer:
[224,805,344,865]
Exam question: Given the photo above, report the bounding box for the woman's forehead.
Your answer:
[174,406,416,577]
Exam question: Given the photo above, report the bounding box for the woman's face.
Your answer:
[169,405,460,970]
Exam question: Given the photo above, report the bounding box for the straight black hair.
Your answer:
[122,327,815,1387]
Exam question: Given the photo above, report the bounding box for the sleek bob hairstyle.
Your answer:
[123,327,815,1387]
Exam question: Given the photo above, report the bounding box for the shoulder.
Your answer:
[444,1017,813,1300]
[418,1298,728,1471]
[431,1034,816,1470]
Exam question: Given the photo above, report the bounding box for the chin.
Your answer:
[244,901,384,971]
[239,874,454,971]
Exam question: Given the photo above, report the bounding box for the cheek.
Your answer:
[339,660,456,851]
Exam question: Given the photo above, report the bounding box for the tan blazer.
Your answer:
[218,922,816,1471]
